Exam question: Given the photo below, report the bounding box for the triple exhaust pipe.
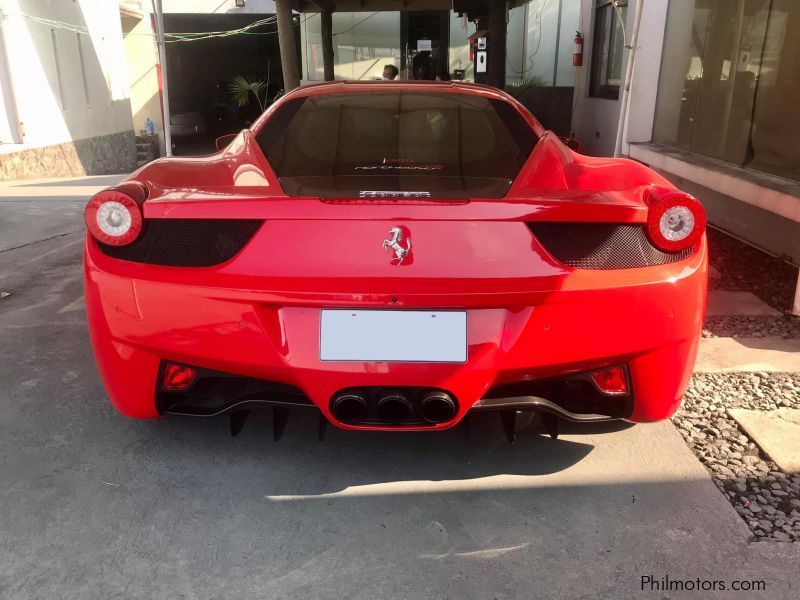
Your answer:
[331,389,457,425]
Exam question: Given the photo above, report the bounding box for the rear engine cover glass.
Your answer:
[257,92,537,198]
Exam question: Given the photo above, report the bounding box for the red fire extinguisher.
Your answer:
[573,31,584,67]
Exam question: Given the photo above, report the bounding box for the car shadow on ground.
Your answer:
[127,409,634,496]
[12,175,127,188]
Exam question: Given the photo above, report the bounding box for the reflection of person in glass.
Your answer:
[382,65,399,80]
[426,110,447,139]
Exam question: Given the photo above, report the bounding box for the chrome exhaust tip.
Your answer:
[419,391,457,424]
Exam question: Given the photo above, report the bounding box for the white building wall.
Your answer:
[554,0,580,86]
[0,0,134,149]
[570,0,668,155]
[0,17,19,143]
[120,11,162,137]
[571,0,623,155]
[621,0,668,148]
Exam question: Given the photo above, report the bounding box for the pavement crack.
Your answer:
[0,229,84,254]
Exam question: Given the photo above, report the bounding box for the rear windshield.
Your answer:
[256,92,536,198]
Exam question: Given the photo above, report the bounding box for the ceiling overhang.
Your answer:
[292,1,530,16]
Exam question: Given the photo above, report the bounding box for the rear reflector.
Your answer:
[590,367,628,395]
[162,364,198,391]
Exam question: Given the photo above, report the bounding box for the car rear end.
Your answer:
[84,83,707,432]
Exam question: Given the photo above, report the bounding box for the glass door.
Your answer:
[401,11,450,80]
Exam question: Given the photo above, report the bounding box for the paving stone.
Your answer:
[728,408,800,473]
[695,337,800,373]
[706,290,781,317]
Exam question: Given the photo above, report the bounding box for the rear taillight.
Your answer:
[85,183,147,246]
[644,186,706,252]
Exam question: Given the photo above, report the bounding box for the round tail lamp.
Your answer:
[85,183,148,246]
[644,186,706,252]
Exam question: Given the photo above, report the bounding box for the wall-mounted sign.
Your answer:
[477,37,487,50]
[417,39,432,52]
[476,51,487,73]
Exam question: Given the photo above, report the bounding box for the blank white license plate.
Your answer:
[320,310,467,362]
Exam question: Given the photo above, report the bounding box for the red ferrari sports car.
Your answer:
[84,81,707,440]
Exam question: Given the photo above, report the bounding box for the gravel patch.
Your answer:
[703,315,800,339]
[674,372,800,542]
[707,228,798,314]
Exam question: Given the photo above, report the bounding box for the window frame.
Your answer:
[589,0,627,100]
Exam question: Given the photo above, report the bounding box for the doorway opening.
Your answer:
[401,11,450,80]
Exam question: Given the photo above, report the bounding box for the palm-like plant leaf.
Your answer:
[228,75,266,109]
[505,73,548,99]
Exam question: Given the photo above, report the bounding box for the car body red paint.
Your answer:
[84,81,707,430]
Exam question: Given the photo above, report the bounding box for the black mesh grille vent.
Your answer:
[527,223,693,270]
[98,219,263,267]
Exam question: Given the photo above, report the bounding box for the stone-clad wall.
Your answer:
[0,131,137,181]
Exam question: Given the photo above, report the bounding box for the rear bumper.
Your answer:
[84,235,707,428]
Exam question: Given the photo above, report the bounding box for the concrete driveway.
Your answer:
[0,177,797,599]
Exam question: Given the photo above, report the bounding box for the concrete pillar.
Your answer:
[276,0,300,91]
[652,0,696,145]
[0,21,21,143]
[487,0,507,89]
[321,9,335,81]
